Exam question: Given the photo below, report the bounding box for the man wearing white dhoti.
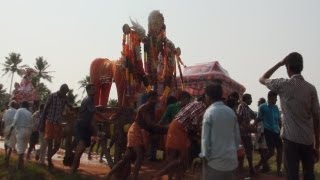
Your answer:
[7,101,33,170]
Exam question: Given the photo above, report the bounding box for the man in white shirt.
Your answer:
[201,82,241,180]
[2,100,19,165]
[7,101,33,170]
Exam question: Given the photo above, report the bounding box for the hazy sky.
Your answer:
[1,0,319,110]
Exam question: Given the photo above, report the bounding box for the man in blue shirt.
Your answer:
[257,91,282,175]
[70,84,109,174]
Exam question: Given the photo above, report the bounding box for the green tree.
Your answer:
[108,98,118,107]
[37,82,51,103]
[30,56,54,103]
[2,52,26,94]
[32,56,53,86]
[78,75,90,95]
[0,84,10,110]
[66,89,80,105]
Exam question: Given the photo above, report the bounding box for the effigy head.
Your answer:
[130,18,146,39]
[148,10,165,37]
[122,24,131,35]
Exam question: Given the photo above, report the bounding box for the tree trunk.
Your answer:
[9,72,14,95]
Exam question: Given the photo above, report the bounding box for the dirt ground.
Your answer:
[0,139,285,180]
[51,150,285,180]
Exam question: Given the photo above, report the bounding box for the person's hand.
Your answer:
[278,57,287,67]
[313,149,319,163]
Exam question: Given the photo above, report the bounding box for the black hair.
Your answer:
[242,93,252,101]
[60,83,70,92]
[86,83,95,91]
[286,52,303,74]
[166,95,178,106]
[205,82,223,100]
[268,91,277,99]
[229,91,239,100]
[21,101,29,109]
[258,98,266,106]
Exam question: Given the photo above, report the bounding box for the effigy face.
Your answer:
[144,10,179,98]
[148,10,165,37]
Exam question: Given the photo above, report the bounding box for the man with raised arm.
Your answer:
[259,52,320,180]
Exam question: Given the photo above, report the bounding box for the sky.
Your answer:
[1,0,319,110]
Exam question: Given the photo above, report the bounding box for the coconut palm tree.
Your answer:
[78,75,90,95]
[2,52,26,94]
[33,56,53,86]
[29,56,53,103]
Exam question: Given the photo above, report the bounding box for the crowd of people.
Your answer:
[0,52,319,180]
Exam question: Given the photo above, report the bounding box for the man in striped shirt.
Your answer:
[237,93,257,175]
[260,52,320,180]
[153,96,207,179]
[39,84,71,169]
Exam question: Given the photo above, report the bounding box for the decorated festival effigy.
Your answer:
[11,68,38,105]
[90,10,185,109]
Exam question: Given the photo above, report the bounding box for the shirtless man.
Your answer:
[106,91,166,180]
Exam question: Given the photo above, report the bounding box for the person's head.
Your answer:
[242,93,252,105]
[86,83,96,96]
[14,82,20,89]
[147,91,158,106]
[178,91,192,107]
[59,84,70,97]
[229,92,239,101]
[267,91,278,105]
[205,82,223,104]
[166,95,178,106]
[258,97,266,106]
[226,91,239,107]
[21,101,29,109]
[285,52,303,77]
[9,100,18,109]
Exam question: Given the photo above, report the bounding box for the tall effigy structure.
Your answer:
[11,68,38,104]
[115,20,148,107]
[143,10,179,98]
[89,10,186,109]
